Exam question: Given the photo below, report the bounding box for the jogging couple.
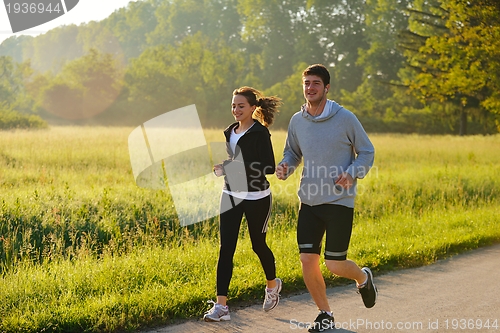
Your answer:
[204,64,377,332]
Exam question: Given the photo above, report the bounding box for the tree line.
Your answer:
[0,0,499,134]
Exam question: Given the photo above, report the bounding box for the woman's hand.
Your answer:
[276,162,288,180]
[213,164,224,177]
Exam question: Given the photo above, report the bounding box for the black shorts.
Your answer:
[297,203,354,260]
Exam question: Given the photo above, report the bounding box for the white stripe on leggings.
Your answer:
[261,194,272,233]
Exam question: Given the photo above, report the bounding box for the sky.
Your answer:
[0,0,137,45]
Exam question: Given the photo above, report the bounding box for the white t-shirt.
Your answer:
[229,126,247,155]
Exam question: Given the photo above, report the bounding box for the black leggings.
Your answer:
[216,193,276,297]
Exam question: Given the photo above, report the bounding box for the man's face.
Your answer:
[303,75,329,104]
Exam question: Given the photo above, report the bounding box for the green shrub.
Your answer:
[0,109,48,130]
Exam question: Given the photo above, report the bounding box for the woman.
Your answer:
[203,87,282,322]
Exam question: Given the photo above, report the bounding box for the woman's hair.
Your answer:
[233,86,282,127]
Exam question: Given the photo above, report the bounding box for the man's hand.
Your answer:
[276,162,289,180]
[335,172,354,189]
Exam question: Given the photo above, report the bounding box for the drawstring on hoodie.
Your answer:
[301,100,343,122]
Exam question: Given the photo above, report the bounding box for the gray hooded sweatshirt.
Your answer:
[280,99,374,208]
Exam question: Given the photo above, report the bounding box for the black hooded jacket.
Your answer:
[221,120,275,192]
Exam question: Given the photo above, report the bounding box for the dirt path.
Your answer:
[143,243,500,333]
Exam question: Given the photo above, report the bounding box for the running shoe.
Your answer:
[358,267,378,308]
[203,300,230,322]
[263,278,282,312]
[308,310,335,332]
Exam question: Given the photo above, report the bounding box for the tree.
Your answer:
[104,0,158,60]
[0,35,33,64]
[307,0,369,94]
[401,0,500,134]
[0,56,39,114]
[0,56,47,129]
[146,0,243,52]
[236,0,369,92]
[264,62,308,129]
[28,25,83,73]
[0,56,17,107]
[341,0,424,132]
[40,49,124,120]
[125,32,246,126]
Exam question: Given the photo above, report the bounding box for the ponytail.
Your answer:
[233,86,282,127]
[254,96,282,127]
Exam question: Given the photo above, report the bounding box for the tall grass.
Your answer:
[0,127,499,332]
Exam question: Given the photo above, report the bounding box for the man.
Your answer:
[276,64,377,332]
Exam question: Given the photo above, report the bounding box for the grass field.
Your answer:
[1,127,499,332]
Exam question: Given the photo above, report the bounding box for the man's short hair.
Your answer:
[302,64,330,86]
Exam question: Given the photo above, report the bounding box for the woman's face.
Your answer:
[231,94,255,123]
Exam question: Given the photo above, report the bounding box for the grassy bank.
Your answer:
[0,127,499,332]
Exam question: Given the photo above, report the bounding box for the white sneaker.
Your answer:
[263,278,282,312]
[203,300,230,322]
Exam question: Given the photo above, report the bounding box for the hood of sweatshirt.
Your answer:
[301,99,343,122]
